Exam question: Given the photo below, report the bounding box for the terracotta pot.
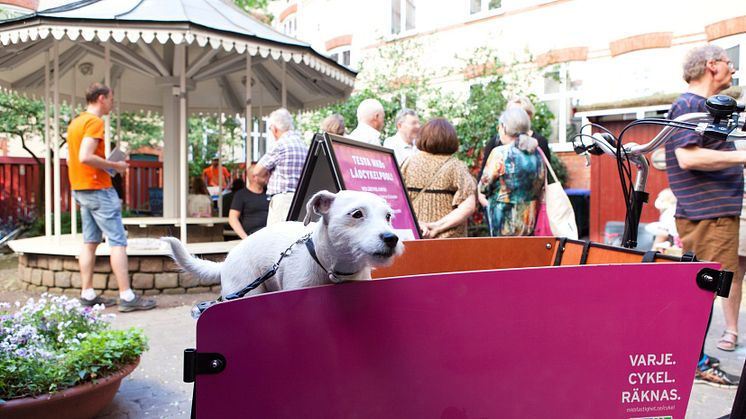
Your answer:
[0,359,140,419]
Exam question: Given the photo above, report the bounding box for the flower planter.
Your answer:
[0,359,140,419]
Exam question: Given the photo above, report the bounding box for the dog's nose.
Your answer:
[380,232,399,248]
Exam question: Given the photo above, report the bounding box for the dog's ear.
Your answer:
[304,190,336,225]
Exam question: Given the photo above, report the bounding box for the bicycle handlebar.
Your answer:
[576,113,746,160]
[570,94,746,249]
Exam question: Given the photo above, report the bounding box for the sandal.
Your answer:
[717,330,738,352]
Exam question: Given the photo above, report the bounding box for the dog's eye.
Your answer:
[386,213,392,222]
[351,210,364,219]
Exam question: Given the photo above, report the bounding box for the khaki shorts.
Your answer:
[267,192,295,226]
[740,217,746,257]
[676,216,738,272]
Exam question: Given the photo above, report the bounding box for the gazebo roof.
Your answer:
[0,0,356,114]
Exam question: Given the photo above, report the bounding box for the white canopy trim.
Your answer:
[0,25,355,86]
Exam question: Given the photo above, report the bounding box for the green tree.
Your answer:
[0,92,72,217]
[0,92,46,166]
[187,114,244,180]
[112,111,163,151]
[233,0,269,11]
[298,38,445,138]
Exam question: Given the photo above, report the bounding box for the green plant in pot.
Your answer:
[0,294,148,419]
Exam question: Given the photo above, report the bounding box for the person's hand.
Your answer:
[112,161,129,175]
[421,222,440,239]
[478,192,488,208]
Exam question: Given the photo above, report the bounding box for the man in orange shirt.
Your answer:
[202,157,231,189]
[68,83,156,312]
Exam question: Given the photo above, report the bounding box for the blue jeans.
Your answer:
[73,188,128,247]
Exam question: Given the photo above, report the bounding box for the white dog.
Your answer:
[162,190,404,298]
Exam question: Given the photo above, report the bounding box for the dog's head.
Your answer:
[304,190,404,267]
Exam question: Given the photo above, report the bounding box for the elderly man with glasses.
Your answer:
[665,44,742,388]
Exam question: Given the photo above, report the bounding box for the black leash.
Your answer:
[190,232,360,318]
[190,233,313,318]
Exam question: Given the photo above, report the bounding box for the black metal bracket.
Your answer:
[696,268,733,298]
[553,237,568,266]
[183,348,227,383]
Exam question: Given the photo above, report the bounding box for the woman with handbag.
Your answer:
[478,108,545,236]
[401,118,477,238]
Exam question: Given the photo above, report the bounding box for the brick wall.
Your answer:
[17,253,224,296]
[556,151,590,190]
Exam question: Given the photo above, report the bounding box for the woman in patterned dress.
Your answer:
[400,118,476,238]
[478,108,545,236]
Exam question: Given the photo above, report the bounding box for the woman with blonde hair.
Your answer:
[320,113,345,135]
[401,118,476,238]
[479,108,545,236]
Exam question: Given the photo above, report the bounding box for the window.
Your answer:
[328,48,351,67]
[282,15,297,37]
[470,0,501,14]
[726,45,740,86]
[391,0,415,35]
[538,63,580,147]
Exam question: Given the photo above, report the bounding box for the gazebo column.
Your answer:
[53,42,61,240]
[245,53,252,164]
[161,86,181,218]
[178,44,188,242]
[157,44,190,241]
[44,50,51,237]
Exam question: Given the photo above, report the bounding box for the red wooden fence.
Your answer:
[0,157,163,222]
[589,122,669,243]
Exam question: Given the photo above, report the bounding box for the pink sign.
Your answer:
[332,141,419,240]
[195,261,716,418]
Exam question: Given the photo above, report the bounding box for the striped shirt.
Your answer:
[258,131,308,197]
[664,92,743,220]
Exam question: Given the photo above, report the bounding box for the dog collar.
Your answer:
[305,238,358,283]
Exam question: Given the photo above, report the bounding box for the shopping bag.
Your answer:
[537,149,578,239]
[533,201,553,236]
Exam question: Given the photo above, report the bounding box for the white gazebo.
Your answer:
[0,0,355,246]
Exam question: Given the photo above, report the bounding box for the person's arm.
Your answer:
[478,136,497,181]
[222,167,231,186]
[252,163,271,179]
[79,137,127,174]
[422,196,476,238]
[477,190,488,208]
[478,147,504,206]
[228,209,248,239]
[675,145,746,171]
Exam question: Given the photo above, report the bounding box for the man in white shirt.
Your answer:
[383,108,420,165]
[348,98,385,146]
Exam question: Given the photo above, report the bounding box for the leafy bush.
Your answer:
[0,294,148,401]
[26,211,83,238]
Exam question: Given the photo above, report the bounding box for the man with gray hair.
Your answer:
[253,108,308,225]
[665,44,741,387]
[383,108,420,164]
[349,98,385,145]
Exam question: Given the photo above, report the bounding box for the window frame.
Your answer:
[469,0,502,17]
[328,46,352,68]
[281,13,297,37]
[390,0,416,36]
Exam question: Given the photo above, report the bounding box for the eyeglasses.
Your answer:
[716,59,736,71]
